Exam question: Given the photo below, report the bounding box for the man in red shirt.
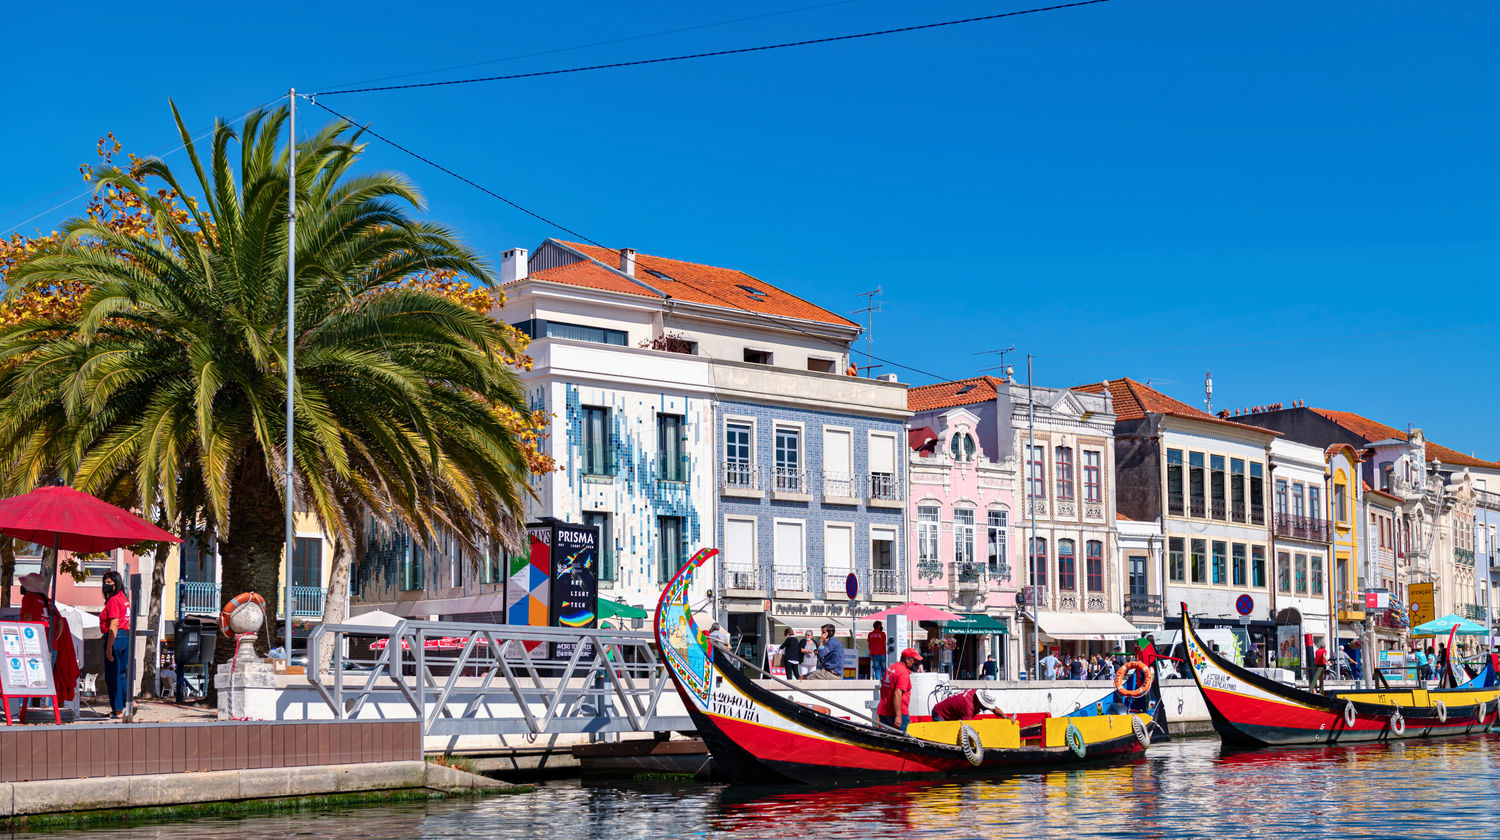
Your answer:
[867,621,888,682]
[931,688,1001,722]
[1312,643,1328,692]
[877,647,921,731]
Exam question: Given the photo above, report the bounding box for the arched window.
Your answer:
[1057,539,1076,591]
[949,432,977,462]
[1029,538,1047,586]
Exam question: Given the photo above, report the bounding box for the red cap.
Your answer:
[900,647,922,660]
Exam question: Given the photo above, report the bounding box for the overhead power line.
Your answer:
[308,99,961,383]
[311,0,1112,96]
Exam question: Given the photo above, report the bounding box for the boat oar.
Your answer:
[718,645,910,736]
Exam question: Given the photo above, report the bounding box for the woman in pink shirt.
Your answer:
[100,571,130,718]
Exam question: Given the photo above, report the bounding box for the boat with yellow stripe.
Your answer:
[1181,603,1498,747]
[655,547,1154,784]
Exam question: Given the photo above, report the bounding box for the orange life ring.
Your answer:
[1115,660,1154,698]
[219,591,267,634]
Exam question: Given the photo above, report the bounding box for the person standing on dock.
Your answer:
[868,621,888,682]
[877,648,921,731]
[100,571,131,718]
[778,628,803,681]
[1040,650,1061,681]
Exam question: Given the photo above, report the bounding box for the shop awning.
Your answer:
[1031,611,1139,641]
[946,613,1008,635]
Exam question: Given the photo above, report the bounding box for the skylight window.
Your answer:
[644,268,675,282]
[956,384,977,395]
[736,284,768,299]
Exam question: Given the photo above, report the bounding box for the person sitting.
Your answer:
[159,658,177,695]
[931,688,1002,722]
[808,624,845,679]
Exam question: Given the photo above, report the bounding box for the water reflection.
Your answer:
[23,737,1499,840]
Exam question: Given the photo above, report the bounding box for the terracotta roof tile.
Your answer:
[531,241,858,328]
[1072,378,1279,436]
[1308,408,1498,469]
[907,376,1004,412]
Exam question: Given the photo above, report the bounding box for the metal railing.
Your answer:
[772,568,806,591]
[823,569,851,594]
[1458,603,1485,621]
[772,466,806,493]
[1123,592,1163,618]
[1189,499,1206,518]
[1249,504,1265,525]
[289,586,326,618]
[952,561,985,584]
[1274,513,1332,542]
[305,619,690,737]
[1210,499,1227,520]
[722,565,761,591]
[721,461,759,491]
[871,567,903,595]
[1455,547,1476,566]
[177,581,220,618]
[821,471,860,498]
[869,472,899,501]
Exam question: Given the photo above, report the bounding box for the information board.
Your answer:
[0,621,55,698]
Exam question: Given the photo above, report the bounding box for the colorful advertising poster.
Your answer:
[1276,625,1302,670]
[506,525,553,627]
[1,627,20,656]
[547,521,599,662]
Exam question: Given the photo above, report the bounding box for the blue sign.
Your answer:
[1235,594,1254,616]
[845,573,859,601]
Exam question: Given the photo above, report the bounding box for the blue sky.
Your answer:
[4,1,1498,455]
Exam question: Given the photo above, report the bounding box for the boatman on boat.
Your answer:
[877,647,923,731]
[931,688,1003,722]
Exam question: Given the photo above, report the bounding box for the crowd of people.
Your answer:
[1035,650,1138,681]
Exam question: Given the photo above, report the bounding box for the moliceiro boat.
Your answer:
[1180,604,1500,747]
[655,548,1155,784]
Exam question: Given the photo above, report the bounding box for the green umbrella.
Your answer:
[598,597,648,620]
[1411,614,1488,636]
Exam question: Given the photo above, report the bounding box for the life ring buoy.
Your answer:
[1065,722,1087,758]
[1115,660,1154,698]
[1435,700,1447,723]
[1343,700,1357,728]
[1390,711,1406,736]
[219,591,267,634]
[1130,713,1150,748]
[958,724,984,766]
[1477,700,1487,724]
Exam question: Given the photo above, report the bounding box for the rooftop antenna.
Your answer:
[853,287,882,377]
[975,345,1016,378]
[1204,369,1213,413]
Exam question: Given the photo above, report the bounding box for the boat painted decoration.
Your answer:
[1180,603,1500,747]
[654,547,1153,784]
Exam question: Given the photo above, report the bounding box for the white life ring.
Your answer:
[1343,701,1357,728]
[1390,711,1406,736]
[1131,713,1150,748]
[958,724,984,766]
[1065,722,1087,758]
[1435,700,1447,723]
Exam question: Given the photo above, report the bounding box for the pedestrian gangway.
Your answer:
[304,619,693,737]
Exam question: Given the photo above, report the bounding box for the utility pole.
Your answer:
[284,87,297,658]
[1027,354,1039,678]
[853,287,881,376]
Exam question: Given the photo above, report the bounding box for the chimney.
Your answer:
[500,248,528,285]
[619,248,637,277]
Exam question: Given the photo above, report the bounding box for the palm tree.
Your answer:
[0,103,533,683]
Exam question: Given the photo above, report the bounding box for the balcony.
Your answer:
[721,462,762,495]
[1249,504,1265,525]
[1458,603,1486,622]
[771,466,808,497]
[1455,547,1476,567]
[915,557,945,583]
[1210,500,1227,520]
[951,561,986,591]
[1336,596,1366,622]
[868,472,900,504]
[1123,592,1163,619]
[1188,499,1206,518]
[821,471,860,500]
[870,567,903,596]
[1274,513,1332,543]
[722,565,761,592]
[1017,584,1047,607]
[772,568,806,592]
[286,585,326,618]
[177,581,220,619]
[824,568,851,595]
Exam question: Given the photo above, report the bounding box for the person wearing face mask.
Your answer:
[99,571,131,718]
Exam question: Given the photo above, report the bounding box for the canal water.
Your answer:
[28,737,1499,839]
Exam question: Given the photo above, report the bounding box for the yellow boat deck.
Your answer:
[906,713,1149,750]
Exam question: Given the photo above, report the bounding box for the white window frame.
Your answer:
[916,503,941,564]
[823,521,856,593]
[773,517,807,591]
[822,424,855,496]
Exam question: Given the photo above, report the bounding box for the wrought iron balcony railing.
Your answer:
[1273,513,1332,542]
[868,472,899,501]
[870,567,903,595]
[1123,592,1163,618]
[177,581,219,619]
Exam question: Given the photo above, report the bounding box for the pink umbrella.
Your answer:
[864,602,964,623]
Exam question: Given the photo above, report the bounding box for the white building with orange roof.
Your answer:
[1074,379,1280,665]
[485,239,909,674]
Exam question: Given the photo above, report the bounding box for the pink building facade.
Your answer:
[907,407,1018,678]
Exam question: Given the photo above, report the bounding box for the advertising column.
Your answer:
[548,521,600,661]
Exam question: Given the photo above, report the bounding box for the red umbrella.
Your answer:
[0,486,180,553]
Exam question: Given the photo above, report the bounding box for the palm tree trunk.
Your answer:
[0,539,13,609]
[208,448,286,707]
[138,541,171,699]
[317,540,352,676]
